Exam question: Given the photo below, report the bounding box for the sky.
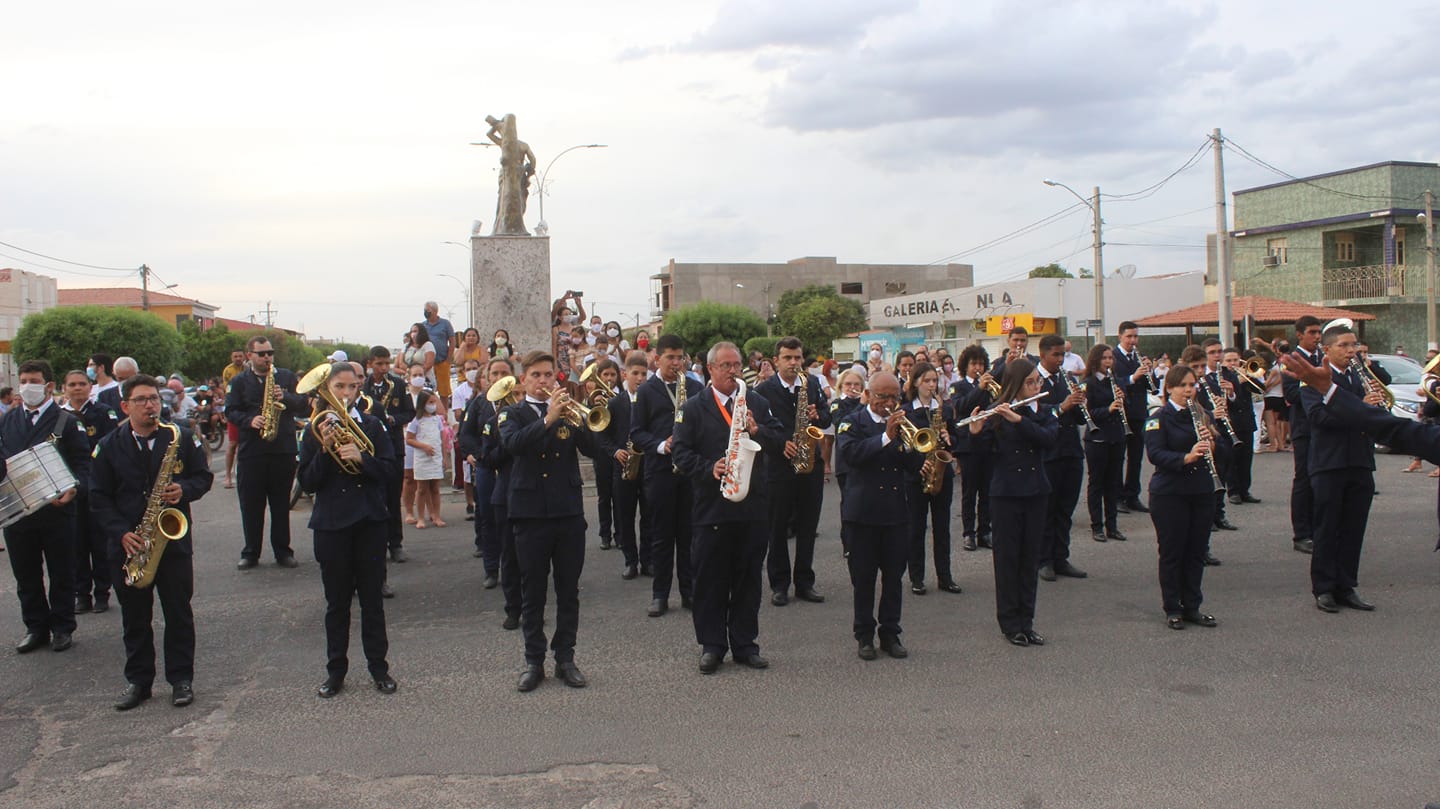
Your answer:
[3,0,1439,346]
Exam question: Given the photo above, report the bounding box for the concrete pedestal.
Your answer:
[471,235,551,363]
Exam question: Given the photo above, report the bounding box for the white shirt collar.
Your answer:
[1169,399,1186,412]
[1329,362,1347,375]
[26,398,54,420]
[1037,365,1055,380]
[867,406,887,422]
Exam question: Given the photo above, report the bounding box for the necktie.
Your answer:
[724,397,734,417]
[532,401,547,419]
[28,410,39,425]
[138,436,154,475]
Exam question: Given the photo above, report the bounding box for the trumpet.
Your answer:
[1239,356,1269,395]
[540,384,611,431]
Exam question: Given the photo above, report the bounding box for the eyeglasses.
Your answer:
[711,362,741,370]
[253,350,275,357]
[127,395,161,405]
[870,392,899,401]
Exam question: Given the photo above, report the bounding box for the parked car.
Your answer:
[1370,353,1425,423]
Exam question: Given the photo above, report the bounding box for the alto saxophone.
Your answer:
[921,404,955,495]
[260,366,286,441]
[122,423,190,589]
[790,376,823,474]
[720,379,761,502]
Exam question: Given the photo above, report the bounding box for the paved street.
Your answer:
[1,450,1439,808]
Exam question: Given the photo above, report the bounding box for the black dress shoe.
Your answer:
[977,532,993,549]
[556,661,588,688]
[699,652,721,674]
[15,633,47,653]
[75,595,93,613]
[277,556,299,568]
[1314,593,1340,613]
[390,548,408,563]
[172,681,194,707]
[1213,518,1238,531]
[1005,631,1029,647]
[1116,502,1131,514]
[599,537,613,550]
[373,674,397,694]
[516,665,544,692]
[1181,612,1217,627]
[1054,561,1088,578]
[795,588,825,603]
[472,548,484,558]
[1337,592,1375,611]
[963,535,977,551]
[640,564,654,577]
[1023,630,1045,646]
[733,653,769,669]
[381,582,395,599]
[502,614,520,630]
[1241,494,1262,504]
[317,676,344,698]
[1038,564,1057,582]
[1126,499,1151,514]
[1106,529,1127,542]
[1203,552,1221,566]
[910,582,927,595]
[937,580,963,593]
[857,641,877,661]
[114,683,152,711]
[621,565,638,580]
[92,594,110,613]
[1293,539,1314,554]
[681,595,694,610]
[482,574,498,589]
[236,558,258,570]
[1091,530,1107,543]
[1228,494,1243,505]
[770,591,789,607]
[51,632,72,652]
[1166,615,1186,630]
[647,599,668,617]
[879,638,908,659]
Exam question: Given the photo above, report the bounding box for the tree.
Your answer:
[13,306,183,379]
[1028,263,1074,279]
[742,336,777,361]
[178,321,247,382]
[1078,267,1094,278]
[773,286,866,357]
[661,302,766,362]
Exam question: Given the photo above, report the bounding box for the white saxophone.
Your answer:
[719,379,761,503]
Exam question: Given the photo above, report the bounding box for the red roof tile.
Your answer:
[58,287,216,309]
[1134,296,1375,327]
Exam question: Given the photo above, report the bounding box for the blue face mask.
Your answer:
[86,367,97,381]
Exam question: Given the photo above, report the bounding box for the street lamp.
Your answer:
[1420,191,1437,351]
[436,271,471,328]
[534,143,607,236]
[1044,179,1105,336]
[736,282,773,335]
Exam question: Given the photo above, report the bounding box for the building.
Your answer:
[0,268,59,387]
[1134,296,1374,346]
[58,287,220,329]
[650,256,974,324]
[1229,160,1440,353]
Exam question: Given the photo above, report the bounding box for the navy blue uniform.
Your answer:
[949,377,995,544]
[837,408,925,644]
[1144,403,1216,618]
[363,371,413,551]
[1283,347,1324,544]
[982,404,1058,636]
[479,402,520,623]
[67,400,120,606]
[459,394,497,566]
[499,398,596,667]
[1300,366,1376,600]
[754,373,831,597]
[630,374,702,604]
[1,402,91,642]
[1111,348,1152,501]
[672,384,787,659]
[226,368,311,562]
[1037,369,1086,568]
[596,386,644,569]
[901,398,957,588]
[1198,366,1241,526]
[1215,365,1257,500]
[1083,373,1127,534]
[90,422,213,688]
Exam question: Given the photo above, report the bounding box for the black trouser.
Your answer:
[645,471,692,601]
[385,433,405,549]
[612,467,641,567]
[113,549,194,687]
[594,455,614,542]
[1085,440,1124,532]
[845,522,907,643]
[494,503,520,619]
[473,466,497,573]
[835,473,849,555]
[4,508,76,637]
[957,451,993,538]
[1228,430,1255,498]
[237,453,297,560]
[1041,457,1083,567]
[905,473,954,586]
[990,494,1046,635]
[691,521,766,658]
[1122,416,1147,500]
[637,485,651,569]
[72,489,111,601]
[314,520,389,679]
[1310,468,1374,597]
[1290,436,1314,541]
[512,516,585,666]
[1150,492,1214,616]
[766,468,823,594]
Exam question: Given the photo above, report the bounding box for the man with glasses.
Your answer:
[225,337,310,570]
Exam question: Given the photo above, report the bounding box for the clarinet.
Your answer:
[1109,375,1133,436]
[1065,373,1099,432]
[1187,397,1226,492]
[1201,372,1243,446]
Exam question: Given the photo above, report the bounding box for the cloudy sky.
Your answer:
[4,0,1438,346]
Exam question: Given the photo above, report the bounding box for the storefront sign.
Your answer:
[985,314,1056,336]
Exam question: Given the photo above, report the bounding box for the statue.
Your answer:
[485,114,537,236]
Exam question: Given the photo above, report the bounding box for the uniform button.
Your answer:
[542,473,548,478]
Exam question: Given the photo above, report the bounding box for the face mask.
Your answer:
[606,328,619,338]
[564,314,578,325]
[591,322,602,332]
[869,349,881,361]
[425,403,438,414]
[86,367,97,381]
[572,336,584,345]
[637,338,649,350]
[19,383,48,408]
[494,336,508,346]
[410,377,425,389]
[465,369,479,383]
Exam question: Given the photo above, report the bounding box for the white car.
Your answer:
[1369,353,1426,423]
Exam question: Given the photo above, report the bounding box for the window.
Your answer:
[840,282,863,295]
[1335,234,1355,262]
[1395,231,1406,265]
[1266,238,1288,265]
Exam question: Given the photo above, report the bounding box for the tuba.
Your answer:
[719,379,760,502]
[259,366,286,441]
[122,423,190,589]
[790,377,825,474]
[298,362,376,475]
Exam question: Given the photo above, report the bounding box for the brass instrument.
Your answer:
[790,376,824,474]
[259,366,286,441]
[921,405,954,495]
[122,423,190,589]
[1349,355,1394,410]
[541,383,611,431]
[1065,373,1099,432]
[719,379,760,502]
[671,374,687,474]
[1187,396,1226,492]
[580,362,616,408]
[1109,375,1133,436]
[297,362,376,475]
[982,376,1001,398]
[1239,356,1269,395]
[486,375,520,406]
[1199,372,1243,445]
[1421,354,1440,406]
[896,418,940,454]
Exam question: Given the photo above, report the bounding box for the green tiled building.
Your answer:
[1230,161,1440,352]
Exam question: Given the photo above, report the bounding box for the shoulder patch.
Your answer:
[482,423,492,436]
[91,444,101,458]
[1145,418,1160,431]
[675,410,684,424]
[837,421,851,433]
[830,402,839,412]
[498,411,508,424]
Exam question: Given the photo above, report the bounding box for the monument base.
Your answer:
[471,236,551,363]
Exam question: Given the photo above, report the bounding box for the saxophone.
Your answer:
[921,404,955,495]
[259,366,286,441]
[122,423,190,589]
[790,376,823,474]
[670,375,687,475]
[622,439,643,480]
[720,379,760,502]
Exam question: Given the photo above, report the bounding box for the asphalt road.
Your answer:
[1,450,1438,808]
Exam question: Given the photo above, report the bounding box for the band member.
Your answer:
[479,361,522,629]
[828,368,867,515]
[968,359,1057,647]
[363,346,414,564]
[584,358,621,550]
[91,374,213,709]
[672,342,787,674]
[1284,315,1324,554]
[1083,344,1128,542]
[756,336,831,606]
[1299,324,1383,613]
[1145,365,1219,630]
[1113,321,1154,514]
[1197,339,1240,532]
[950,345,995,550]
[3,359,89,654]
[1034,336,1088,581]
[226,337,310,569]
[460,357,513,587]
[597,351,650,579]
[499,351,596,692]
[296,363,396,697]
[990,327,1038,379]
[1222,346,1262,505]
[836,372,924,660]
[1178,347,1224,566]
[61,369,119,613]
[901,362,960,594]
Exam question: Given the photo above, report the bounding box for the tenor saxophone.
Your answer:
[122,423,190,589]
[259,366,286,441]
[790,376,823,474]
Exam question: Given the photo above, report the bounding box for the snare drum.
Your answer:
[0,443,79,529]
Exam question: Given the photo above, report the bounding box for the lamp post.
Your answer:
[1420,191,1437,351]
[534,143,607,236]
[1044,179,1104,336]
[436,269,471,329]
[440,240,474,328]
[735,282,773,335]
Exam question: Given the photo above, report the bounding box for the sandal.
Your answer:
[223,479,235,489]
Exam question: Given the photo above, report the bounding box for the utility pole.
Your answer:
[260,301,278,328]
[1091,187,1104,336]
[1425,189,1436,351]
[140,264,151,311]
[1213,127,1232,346]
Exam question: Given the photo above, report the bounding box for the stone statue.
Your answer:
[485,114,537,236]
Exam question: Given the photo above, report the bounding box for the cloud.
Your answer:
[681,0,917,52]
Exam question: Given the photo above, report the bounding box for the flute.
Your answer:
[955,392,1048,428]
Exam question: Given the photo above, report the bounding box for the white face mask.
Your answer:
[410,377,425,389]
[465,369,479,383]
[869,349,882,361]
[425,403,438,414]
[590,322,602,333]
[494,336,508,346]
[19,382,48,408]
[563,314,578,325]
[606,328,619,338]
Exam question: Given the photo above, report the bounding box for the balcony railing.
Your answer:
[1321,264,1416,300]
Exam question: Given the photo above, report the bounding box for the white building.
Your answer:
[0,268,59,387]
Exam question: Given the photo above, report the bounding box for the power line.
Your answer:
[1103,139,1214,202]
[0,250,142,279]
[1223,137,1424,203]
[0,239,137,272]
[925,202,1088,266]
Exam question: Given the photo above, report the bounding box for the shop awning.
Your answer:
[1133,296,1375,327]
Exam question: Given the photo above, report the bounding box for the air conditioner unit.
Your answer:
[1262,255,1280,268]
